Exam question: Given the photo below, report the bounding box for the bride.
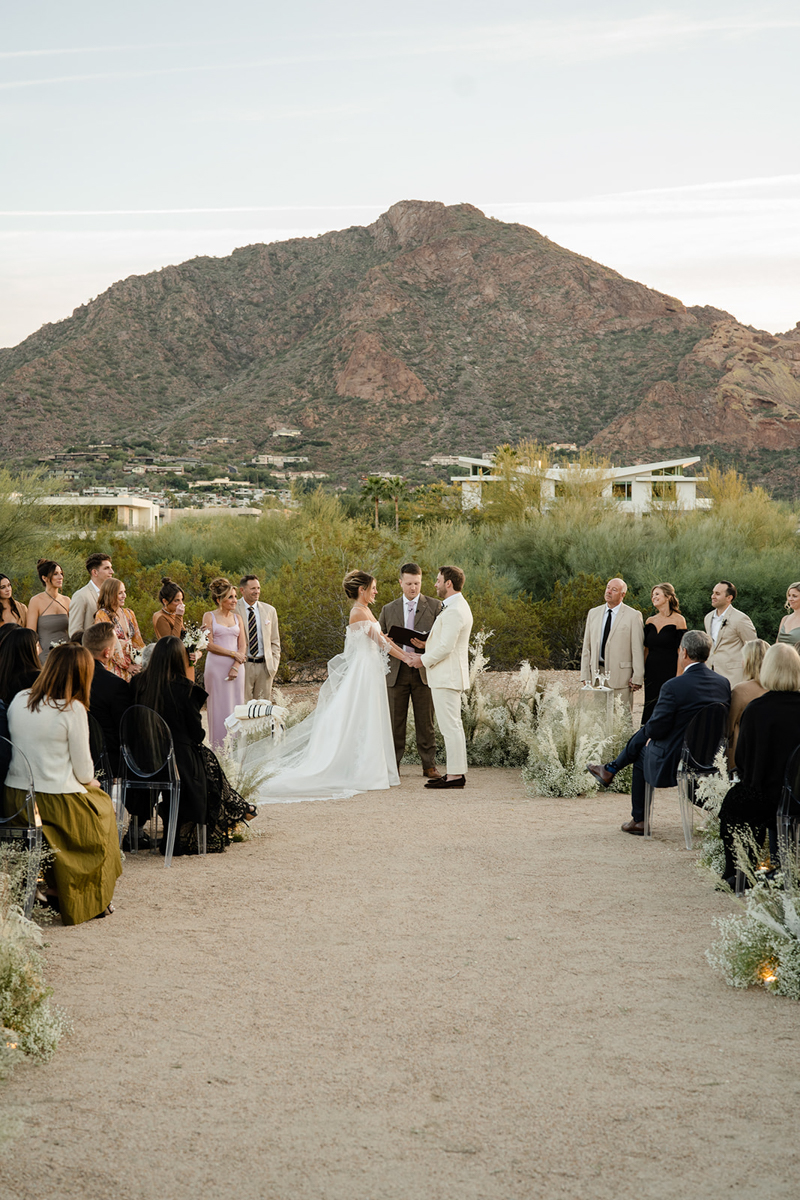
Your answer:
[245,570,415,803]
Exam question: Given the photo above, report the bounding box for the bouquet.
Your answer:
[181,623,209,656]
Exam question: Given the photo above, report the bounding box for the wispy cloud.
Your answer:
[2,11,798,89]
[0,205,387,217]
[0,40,228,60]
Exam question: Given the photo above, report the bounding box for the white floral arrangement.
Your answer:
[693,748,733,880]
[521,684,625,798]
[706,832,800,1000]
[182,623,209,655]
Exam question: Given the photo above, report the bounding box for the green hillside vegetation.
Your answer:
[4,463,796,670]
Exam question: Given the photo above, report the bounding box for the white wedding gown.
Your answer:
[245,619,400,804]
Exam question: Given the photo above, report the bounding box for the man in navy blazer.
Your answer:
[586,630,730,834]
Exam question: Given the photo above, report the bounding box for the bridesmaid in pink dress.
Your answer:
[201,578,247,748]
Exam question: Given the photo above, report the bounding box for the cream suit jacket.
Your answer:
[703,605,757,686]
[421,593,473,691]
[580,602,645,689]
[68,582,99,637]
[236,598,281,675]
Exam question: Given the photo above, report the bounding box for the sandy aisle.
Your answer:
[1,769,798,1200]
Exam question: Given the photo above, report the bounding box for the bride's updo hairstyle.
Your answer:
[210,576,235,605]
[343,570,375,600]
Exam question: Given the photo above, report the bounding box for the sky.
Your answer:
[2,0,799,348]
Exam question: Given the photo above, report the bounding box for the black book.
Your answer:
[388,625,430,647]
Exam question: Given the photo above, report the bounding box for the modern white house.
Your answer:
[37,492,160,531]
[451,455,710,515]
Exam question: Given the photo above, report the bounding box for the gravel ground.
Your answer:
[1,763,798,1199]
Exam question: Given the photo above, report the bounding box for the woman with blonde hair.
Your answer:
[642,582,687,724]
[776,581,800,647]
[718,642,800,886]
[26,559,70,662]
[94,578,144,682]
[201,577,246,748]
[4,642,121,923]
[245,569,414,803]
[726,638,769,768]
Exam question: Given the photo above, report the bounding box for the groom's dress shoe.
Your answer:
[423,767,443,780]
[586,763,615,787]
[425,775,466,789]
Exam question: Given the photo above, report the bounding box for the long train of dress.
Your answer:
[244,620,399,804]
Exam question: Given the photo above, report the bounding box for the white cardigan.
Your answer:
[6,691,95,795]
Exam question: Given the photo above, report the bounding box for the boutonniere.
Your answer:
[721,619,728,630]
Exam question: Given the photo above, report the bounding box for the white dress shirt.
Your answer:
[710,606,730,645]
[245,604,264,658]
[598,603,621,663]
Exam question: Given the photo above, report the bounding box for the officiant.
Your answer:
[378,563,443,780]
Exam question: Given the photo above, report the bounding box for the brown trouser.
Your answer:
[387,662,437,771]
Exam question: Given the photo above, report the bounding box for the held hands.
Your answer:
[405,651,423,669]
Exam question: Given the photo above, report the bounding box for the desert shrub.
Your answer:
[534,572,607,669]
[0,846,69,1076]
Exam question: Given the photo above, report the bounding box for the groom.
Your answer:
[407,565,473,790]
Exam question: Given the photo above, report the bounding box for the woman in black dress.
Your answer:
[642,583,687,725]
[718,643,800,884]
[130,636,255,853]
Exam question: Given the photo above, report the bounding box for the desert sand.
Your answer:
[1,763,798,1200]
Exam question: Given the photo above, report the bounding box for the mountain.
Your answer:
[3,200,799,490]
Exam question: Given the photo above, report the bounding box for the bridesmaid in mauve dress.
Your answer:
[201,577,246,748]
[642,583,687,726]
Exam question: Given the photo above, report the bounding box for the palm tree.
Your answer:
[385,476,407,532]
[360,475,391,529]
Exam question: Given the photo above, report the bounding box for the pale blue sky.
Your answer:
[2,1,798,346]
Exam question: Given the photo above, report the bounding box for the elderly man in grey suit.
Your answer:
[236,575,281,701]
[407,565,473,790]
[68,551,114,638]
[704,581,757,686]
[580,577,645,711]
[378,562,443,780]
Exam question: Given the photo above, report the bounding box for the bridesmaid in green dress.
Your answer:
[776,582,800,648]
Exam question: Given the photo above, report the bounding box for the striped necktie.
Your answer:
[247,606,259,659]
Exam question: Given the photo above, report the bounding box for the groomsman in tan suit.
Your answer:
[704,581,757,686]
[237,576,281,701]
[407,565,473,789]
[68,552,114,638]
[580,578,645,711]
[378,563,443,779]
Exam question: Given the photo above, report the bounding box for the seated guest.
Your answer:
[776,581,800,648]
[83,623,133,774]
[727,639,768,769]
[4,643,121,924]
[718,643,800,885]
[26,559,70,662]
[0,627,41,707]
[587,630,731,834]
[130,636,255,853]
[0,574,27,627]
[152,577,199,681]
[94,578,144,682]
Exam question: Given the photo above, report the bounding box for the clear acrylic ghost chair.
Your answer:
[776,743,800,891]
[676,702,729,850]
[0,737,43,918]
[119,706,206,868]
[88,712,125,847]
